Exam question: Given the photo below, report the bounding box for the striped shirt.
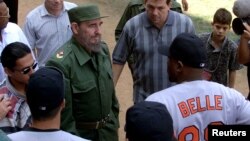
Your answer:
[23,1,77,67]
[112,11,195,103]
[0,78,31,134]
[199,33,242,86]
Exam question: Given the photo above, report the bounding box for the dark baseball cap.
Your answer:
[26,67,64,115]
[160,33,206,68]
[125,101,175,141]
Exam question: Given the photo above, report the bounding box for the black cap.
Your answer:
[161,33,206,68]
[125,101,175,141]
[26,67,64,115]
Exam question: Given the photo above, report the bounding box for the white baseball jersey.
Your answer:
[146,80,250,141]
[8,129,89,141]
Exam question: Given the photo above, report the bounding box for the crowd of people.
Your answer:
[0,0,250,141]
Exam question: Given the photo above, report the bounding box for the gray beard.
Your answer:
[83,41,101,53]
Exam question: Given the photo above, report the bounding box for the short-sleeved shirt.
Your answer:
[115,0,183,41]
[199,33,242,86]
[23,1,77,67]
[146,80,250,141]
[112,11,195,103]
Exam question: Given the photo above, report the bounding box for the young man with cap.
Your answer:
[146,33,250,141]
[125,101,177,141]
[23,0,77,67]
[7,67,89,141]
[46,4,119,141]
[112,0,195,104]
[0,42,37,134]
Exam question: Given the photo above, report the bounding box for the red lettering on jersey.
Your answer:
[215,95,222,110]
[206,95,215,110]
[196,97,206,112]
[178,95,223,118]
[187,98,197,114]
[178,102,190,118]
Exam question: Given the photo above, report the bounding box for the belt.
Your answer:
[76,115,110,130]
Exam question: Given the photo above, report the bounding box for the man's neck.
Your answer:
[211,34,224,48]
[31,116,60,130]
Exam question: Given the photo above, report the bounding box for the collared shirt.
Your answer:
[23,1,77,67]
[46,38,119,141]
[199,33,242,86]
[0,22,31,83]
[115,0,183,41]
[112,11,195,103]
[0,77,31,134]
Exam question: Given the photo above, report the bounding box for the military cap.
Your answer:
[68,4,108,23]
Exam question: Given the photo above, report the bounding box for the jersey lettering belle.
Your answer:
[178,95,222,118]
[146,80,250,141]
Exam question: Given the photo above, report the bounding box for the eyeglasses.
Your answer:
[16,62,38,75]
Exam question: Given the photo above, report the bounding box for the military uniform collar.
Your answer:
[71,38,106,66]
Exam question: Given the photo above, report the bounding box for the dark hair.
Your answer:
[144,0,171,5]
[213,8,232,25]
[1,42,31,70]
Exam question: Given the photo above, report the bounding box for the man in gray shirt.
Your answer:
[112,0,195,104]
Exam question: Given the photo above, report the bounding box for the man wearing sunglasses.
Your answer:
[0,42,38,134]
[0,1,32,83]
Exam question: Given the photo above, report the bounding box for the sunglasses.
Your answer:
[17,62,38,75]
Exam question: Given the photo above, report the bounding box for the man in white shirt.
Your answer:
[146,33,250,141]
[23,0,77,67]
[0,1,31,82]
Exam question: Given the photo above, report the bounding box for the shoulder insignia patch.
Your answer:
[56,51,64,59]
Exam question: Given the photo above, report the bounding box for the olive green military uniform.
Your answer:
[115,0,182,41]
[46,38,119,141]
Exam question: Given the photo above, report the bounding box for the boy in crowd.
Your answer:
[199,8,241,88]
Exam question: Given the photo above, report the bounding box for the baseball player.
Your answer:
[146,33,250,141]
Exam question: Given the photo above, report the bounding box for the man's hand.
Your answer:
[0,95,11,120]
[182,0,188,11]
[242,22,250,40]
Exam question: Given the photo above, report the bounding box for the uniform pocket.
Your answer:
[71,80,96,93]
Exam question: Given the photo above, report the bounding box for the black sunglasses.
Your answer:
[18,62,38,75]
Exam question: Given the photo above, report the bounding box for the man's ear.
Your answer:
[176,60,184,72]
[4,67,12,77]
[61,99,66,109]
[71,22,79,35]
